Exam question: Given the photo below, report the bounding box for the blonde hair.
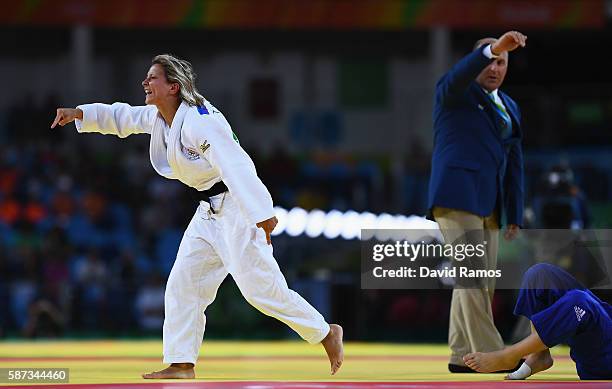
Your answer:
[152,54,205,107]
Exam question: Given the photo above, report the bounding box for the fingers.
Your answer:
[265,218,277,245]
[508,225,520,240]
[505,31,527,47]
[503,224,519,241]
[511,31,527,47]
[265,229,272,245]
[51,109,74,128]
[270,217,278,232]
[256,220,274,245]
[50,110,63,129]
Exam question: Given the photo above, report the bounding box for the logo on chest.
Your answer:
[181,144,201,160]
[200,141,210,154]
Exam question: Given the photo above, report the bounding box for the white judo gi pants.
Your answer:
[163,192,330,364]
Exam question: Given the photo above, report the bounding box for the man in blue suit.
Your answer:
[428,31,527,372]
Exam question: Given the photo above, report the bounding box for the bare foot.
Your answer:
[463,350,518,373]
[142,363,195,379]
[505,350,553,379]
[321,324,344,375]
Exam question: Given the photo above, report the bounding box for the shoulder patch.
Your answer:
[197,105,209,115]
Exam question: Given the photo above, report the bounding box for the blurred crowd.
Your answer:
[0,97,608,340]
[0,97,412,338]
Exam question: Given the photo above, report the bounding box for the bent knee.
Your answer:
[236,276,292,307]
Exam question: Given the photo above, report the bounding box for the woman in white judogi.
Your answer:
[51,54,343,379]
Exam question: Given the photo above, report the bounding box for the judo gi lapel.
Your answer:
[166,101,190,177]
[149,110,176,179]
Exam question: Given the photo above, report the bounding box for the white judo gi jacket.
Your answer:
[75,100,274,225]
[74,100,329,364]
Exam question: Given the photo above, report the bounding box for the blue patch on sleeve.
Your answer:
[197,106,209,115]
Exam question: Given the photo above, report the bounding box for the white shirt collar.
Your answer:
[483,88,499,98]
[483,88,504,107]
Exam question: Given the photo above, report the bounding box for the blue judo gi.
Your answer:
[514,263,612,379]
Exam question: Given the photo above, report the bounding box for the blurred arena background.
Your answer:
[0,0,611,347]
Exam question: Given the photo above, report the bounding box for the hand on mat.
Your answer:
[504,224,520,241]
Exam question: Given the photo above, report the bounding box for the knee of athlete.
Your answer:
[238,278,284,306]
[165,270,192,295]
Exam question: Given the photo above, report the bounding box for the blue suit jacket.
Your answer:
[428,45,524,226]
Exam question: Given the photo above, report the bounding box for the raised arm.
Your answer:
[51,103,157,137]
[436,31,527,105]
[436,45,494,105]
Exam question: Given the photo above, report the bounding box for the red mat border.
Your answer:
[1,380,609,389]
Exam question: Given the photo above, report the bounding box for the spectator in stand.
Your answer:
[135,272,166,333]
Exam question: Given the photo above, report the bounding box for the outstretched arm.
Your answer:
[51,103,156,137]
[436,46,493,105]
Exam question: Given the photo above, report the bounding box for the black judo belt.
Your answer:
[190,181,228,214]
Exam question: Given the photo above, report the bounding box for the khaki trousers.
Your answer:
[433,207,504,366]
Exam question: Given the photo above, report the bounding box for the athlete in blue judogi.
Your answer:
[463,263,612,380]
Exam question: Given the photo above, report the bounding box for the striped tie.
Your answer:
[487,93,512,139]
